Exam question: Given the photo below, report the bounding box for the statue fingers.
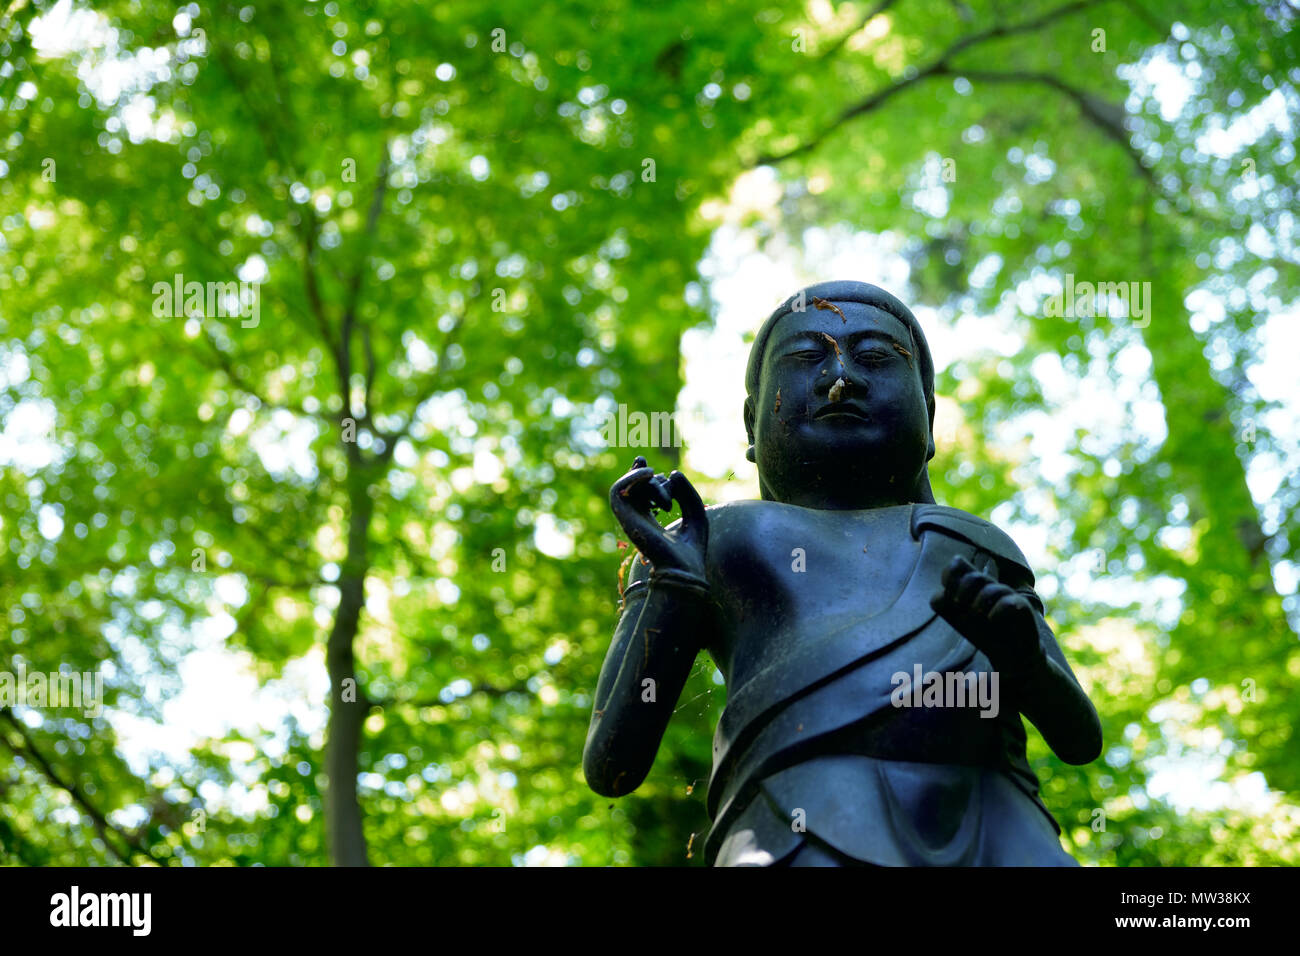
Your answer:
[646,473,675,511]
[981,593,1039,663]
[610,466,677,564]
[929,588,976,632]
[610,465,655,512]
[949,563,989,608]
[940,554,980,592]
[987,592,1035,631]
[971,581,1013,619]
[617,511,677,568]
[668,471,709,549]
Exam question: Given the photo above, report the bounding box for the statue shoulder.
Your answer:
[653,499,763,537]
[654,498,775,541]
[910,504,1036,585]
[621,500,758,590]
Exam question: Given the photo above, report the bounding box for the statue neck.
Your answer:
[761,473,918,511]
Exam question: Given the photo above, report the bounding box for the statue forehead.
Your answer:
[766,300,912,346]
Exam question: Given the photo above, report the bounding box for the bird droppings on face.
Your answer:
[817,331,849,383]
[812,297,847,323]
[816,331,844,359]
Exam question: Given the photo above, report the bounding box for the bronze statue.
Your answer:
[584,280,1102,866]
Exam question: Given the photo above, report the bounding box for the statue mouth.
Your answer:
[813,402,871,422]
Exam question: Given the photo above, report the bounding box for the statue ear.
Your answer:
[926,396,937,461]
[743,397,757,462]
[918,398,937,502]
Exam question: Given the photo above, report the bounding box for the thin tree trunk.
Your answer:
[325,472,374,867]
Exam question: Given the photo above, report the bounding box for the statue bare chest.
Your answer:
[703,502,921,681]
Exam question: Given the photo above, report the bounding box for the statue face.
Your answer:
[746,300,934,507]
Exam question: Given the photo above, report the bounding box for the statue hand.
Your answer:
[929,555,1045,680]
[609,456,708,581]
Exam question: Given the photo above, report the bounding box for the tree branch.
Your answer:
[940,0,1105,62]
[755,0,1110,165]
[759,5,1293,261]
[950,67,1158,188]
[199,329,326,422]
[298,210,344,373]
[384,310,467,445]
[363,322,377,407]
[951,64,1300,256]
[817,0,901,61]
[1118,0,1169,37]
[0,709,151,865]
[342,141,391,430]
[211,38,342,388]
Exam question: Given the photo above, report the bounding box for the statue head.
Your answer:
[743,280,937,509]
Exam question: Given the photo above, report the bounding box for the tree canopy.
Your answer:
[1,0,1297,866]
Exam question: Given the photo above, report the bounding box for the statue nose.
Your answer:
[820,362,867,399]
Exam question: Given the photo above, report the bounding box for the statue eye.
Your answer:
[788,348,826,362]
[854,347,891,363]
